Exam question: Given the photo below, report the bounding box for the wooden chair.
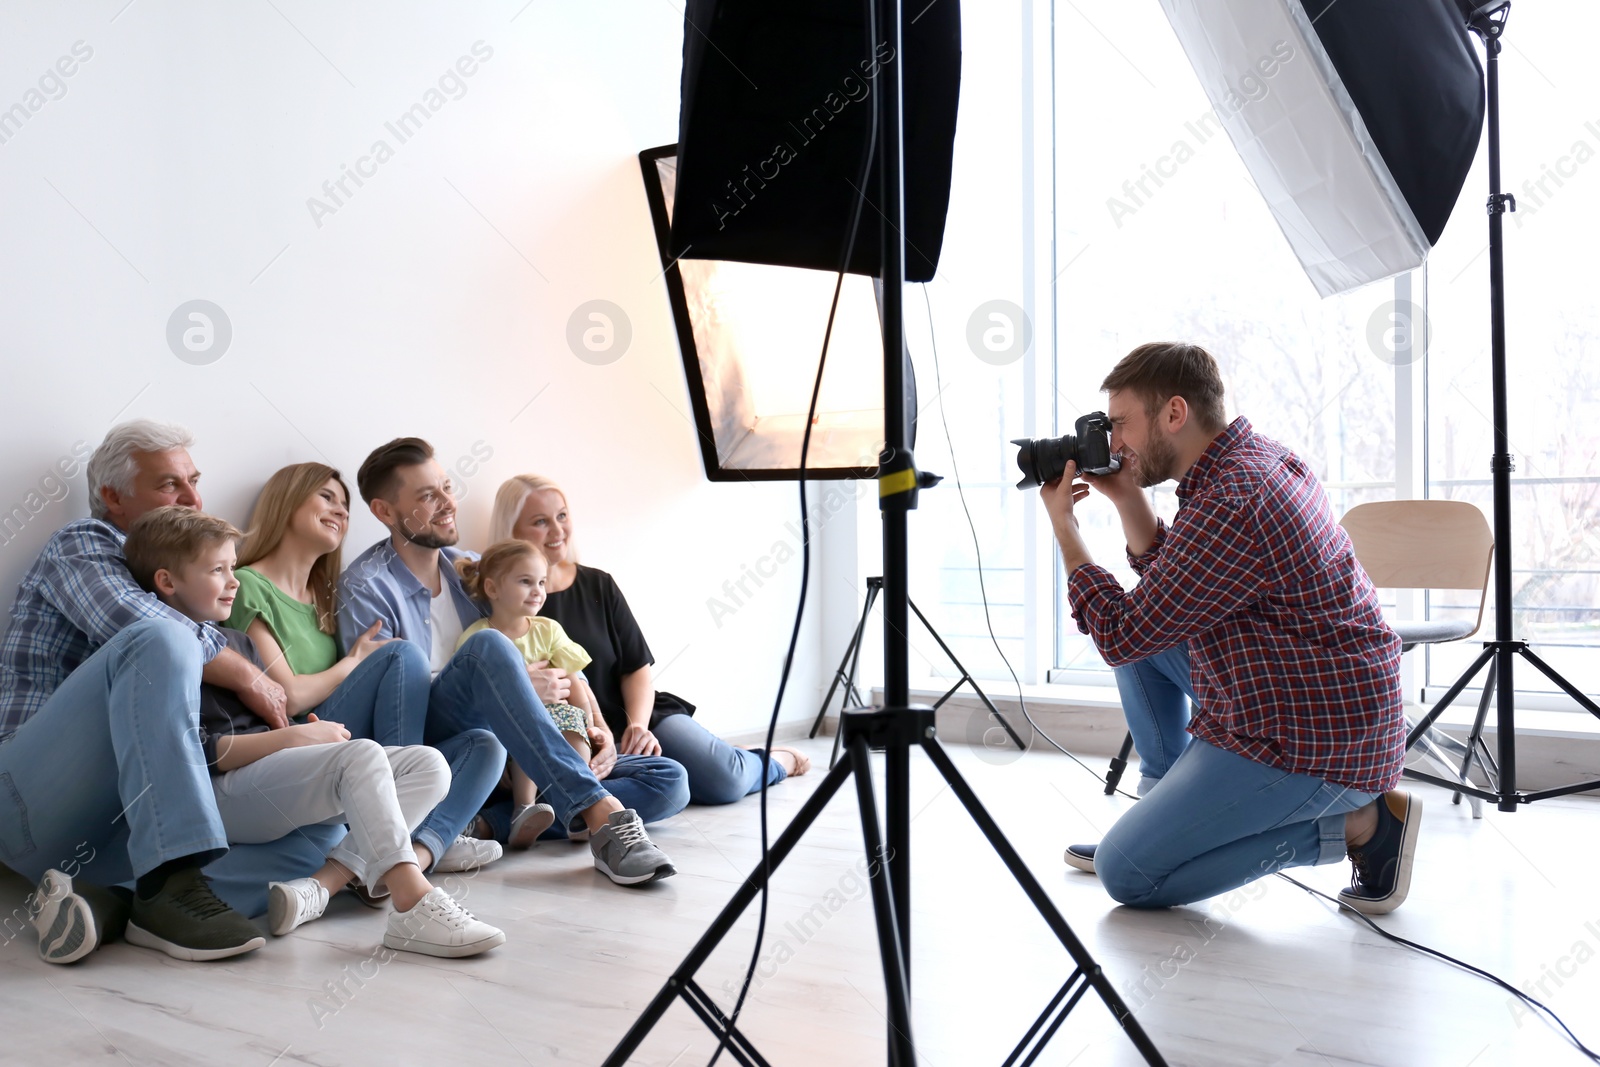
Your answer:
[1340,499,1496,816]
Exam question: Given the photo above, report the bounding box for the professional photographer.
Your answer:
[1038,342,1420,915]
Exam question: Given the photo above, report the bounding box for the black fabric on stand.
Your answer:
[1302,0,1485,245]
[670,0,961,281]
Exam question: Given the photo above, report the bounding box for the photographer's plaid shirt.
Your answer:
[1068,417,1406,793]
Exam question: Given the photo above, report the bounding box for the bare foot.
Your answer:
[766,746,811,777]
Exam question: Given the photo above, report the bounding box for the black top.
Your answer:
[197,628,273,775]
[539,565,691,735]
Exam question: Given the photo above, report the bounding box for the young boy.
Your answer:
[121,505,505,958]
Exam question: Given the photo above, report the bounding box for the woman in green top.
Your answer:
[227,463,505,876]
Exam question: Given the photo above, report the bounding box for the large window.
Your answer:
[903,2,1599,711]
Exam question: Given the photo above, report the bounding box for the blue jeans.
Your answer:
[309,640,429,745]
[1113,643,1196,794]
[308,639,506,868]
[1096,738,1376,908]
[654,714,785,806]
[423,631,689,843]
[0,619,228,885]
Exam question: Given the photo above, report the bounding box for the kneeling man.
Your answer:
[1045,342,1419,915]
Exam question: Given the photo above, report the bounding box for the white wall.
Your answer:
[0,2,827,735]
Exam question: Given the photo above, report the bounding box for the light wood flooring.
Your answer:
[2,735,1598,1066]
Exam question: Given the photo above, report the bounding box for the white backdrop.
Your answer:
[0,1,841,735]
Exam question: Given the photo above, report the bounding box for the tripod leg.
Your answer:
[909,597,1028,751]
[1105,732,1135,796]
[1519,645,1600,719]
[918,735,1168,1066]
[812,584,878,739]
[846,736,917,1067]
[1406,644,1496,747]
[601,756,858,1067]
[1457,660,1497,817]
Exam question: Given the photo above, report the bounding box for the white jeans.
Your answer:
[211,739,450,890]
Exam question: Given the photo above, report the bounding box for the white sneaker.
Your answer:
[267,877,330,936]
[383,887,506,958]
[434,834,503,873]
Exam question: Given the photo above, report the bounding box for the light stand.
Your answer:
[604,2,1166,1064]
[1403,1,1600,811]
[807,575,1029,770]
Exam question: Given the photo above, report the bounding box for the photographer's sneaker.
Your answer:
[508,802,556,850]
[590,809,676,886]
[383,888,505,958]
[435,834,503,873]
[125,868,265,961]
[267,877,329,936]
[1340,791,1423,915]
[1062,843,1098,875]
[30,869,128,965]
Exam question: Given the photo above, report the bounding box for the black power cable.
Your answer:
[919,282,1598,1064]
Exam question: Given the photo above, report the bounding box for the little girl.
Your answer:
[456,540,605,849]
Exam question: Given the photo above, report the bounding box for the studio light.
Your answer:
[1158,0,1484,296]
[638,146,887,481]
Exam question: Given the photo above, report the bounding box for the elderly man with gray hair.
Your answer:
[0,420,337,963]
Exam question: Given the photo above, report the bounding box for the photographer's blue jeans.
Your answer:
[1113,642,1197,794]
[1096,738,1375,908]
[422,631,689,848]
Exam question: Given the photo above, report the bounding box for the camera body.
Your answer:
[1011,412,1121,489]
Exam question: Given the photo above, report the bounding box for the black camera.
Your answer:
[1011,411,1121,489]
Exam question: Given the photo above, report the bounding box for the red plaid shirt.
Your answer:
[1068,417,1405,792]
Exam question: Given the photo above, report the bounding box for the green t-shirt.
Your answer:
[225,566,340,676]
[457,616,591,673]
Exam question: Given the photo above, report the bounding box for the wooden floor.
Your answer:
[3,735,1598,1066]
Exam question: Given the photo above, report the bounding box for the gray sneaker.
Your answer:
[590,809,676,886]
[30,869,128,965]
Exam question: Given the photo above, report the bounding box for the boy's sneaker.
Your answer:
[1340,791,1423,915]
[267,877,330,936]
[30,869,128,965]
[1062,843,1098,874]
[382,887,505,958]
[435,835,503,873]
[590,809,676,886]
[125,868,265,961]
[508,803,556,850]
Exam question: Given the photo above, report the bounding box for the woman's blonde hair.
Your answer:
[237,463,350,635]
[489,474,575,560]
[456,539,547,602]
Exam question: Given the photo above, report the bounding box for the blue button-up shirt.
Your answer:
[0,518,227,740]
[336,538,487,658]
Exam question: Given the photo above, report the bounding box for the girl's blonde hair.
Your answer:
[489,474,576,560]
[457,539,547,602]
[237,463,350,635]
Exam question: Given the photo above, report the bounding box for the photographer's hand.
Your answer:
[1041,462,1096,576]
[1084,461,1159,557]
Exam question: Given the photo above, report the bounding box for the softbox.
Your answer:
[669,0,962,282]
[1158,0,1484,296]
